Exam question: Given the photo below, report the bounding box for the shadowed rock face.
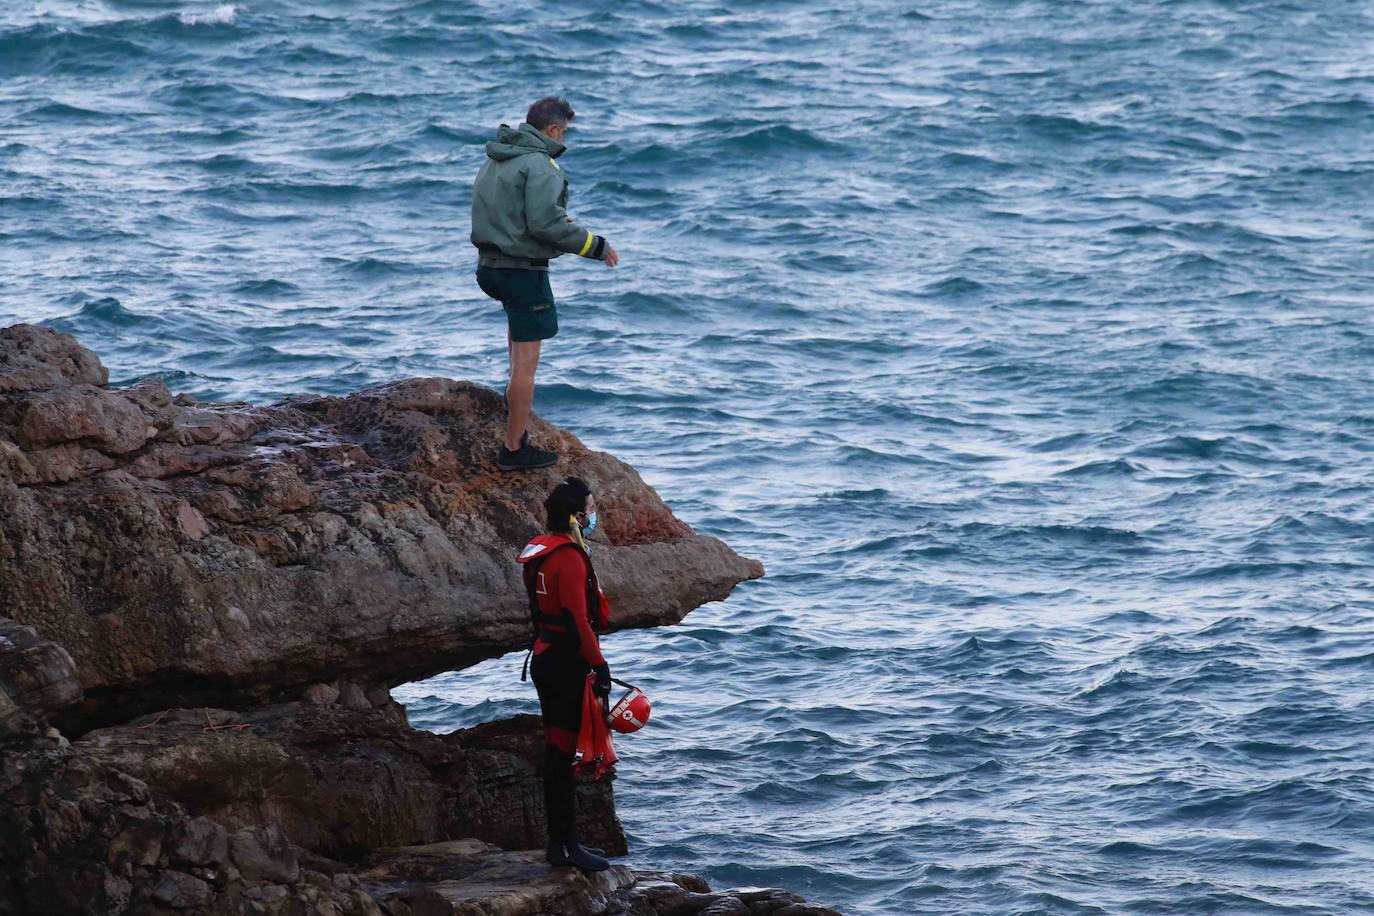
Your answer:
[75,705,626,862]
[0,326,842,916]
[0,325,762,728]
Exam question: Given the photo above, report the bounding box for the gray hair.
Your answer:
[526,96,576,131]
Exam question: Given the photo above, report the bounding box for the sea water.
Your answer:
[3,1,1373,912]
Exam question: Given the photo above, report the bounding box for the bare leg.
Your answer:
[505,339,541,451]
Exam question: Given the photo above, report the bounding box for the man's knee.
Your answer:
[510,342,541,378]
[544,728,576,755]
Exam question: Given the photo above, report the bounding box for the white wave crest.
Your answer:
[178,4,238,26]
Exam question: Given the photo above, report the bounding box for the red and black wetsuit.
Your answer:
[518,533,611,850]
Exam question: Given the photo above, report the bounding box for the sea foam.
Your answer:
[178,4,237,26]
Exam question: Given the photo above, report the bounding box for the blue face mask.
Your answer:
[580,511,598,538]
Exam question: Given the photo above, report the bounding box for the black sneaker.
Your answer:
[497,441,557,471]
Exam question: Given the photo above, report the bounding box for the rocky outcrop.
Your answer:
[0,326,837,915]
[0,325,761,728]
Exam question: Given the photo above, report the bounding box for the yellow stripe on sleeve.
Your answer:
[578,230,595,257]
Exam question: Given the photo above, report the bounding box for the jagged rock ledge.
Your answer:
[0,326,837,916]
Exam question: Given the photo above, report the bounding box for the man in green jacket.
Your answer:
[471,96,618,471]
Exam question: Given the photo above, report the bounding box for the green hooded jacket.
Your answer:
[469,123,607,267]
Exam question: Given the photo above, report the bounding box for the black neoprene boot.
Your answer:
[562,843,610,871]
[544,762,604,857]
[545,842,608,863]
[543,746,575,861]
[542,746,609,871]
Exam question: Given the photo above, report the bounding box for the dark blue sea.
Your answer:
[5,1,1374,912]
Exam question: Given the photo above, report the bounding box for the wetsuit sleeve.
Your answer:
[524,159,609,259]
[548,549,605,666]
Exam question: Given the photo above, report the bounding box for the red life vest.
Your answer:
[517,533,611,639]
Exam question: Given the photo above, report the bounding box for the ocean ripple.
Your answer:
[6,0,1374,912]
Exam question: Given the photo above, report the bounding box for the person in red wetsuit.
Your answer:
[517,476,613,871]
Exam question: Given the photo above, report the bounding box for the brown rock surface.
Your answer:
[0,326,837,916]
[357,841,843,916]
[0,323,108,392]
[0,616,82,736]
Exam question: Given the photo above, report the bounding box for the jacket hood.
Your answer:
[485,122,566,161]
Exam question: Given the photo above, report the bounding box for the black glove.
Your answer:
[592,663,612,700]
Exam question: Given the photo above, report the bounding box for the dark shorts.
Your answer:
[476,266,558,342]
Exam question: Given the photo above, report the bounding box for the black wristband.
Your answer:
[589,235,607,260]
